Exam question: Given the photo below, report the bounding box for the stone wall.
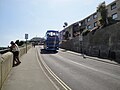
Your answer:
[0,52,13,89]
[0,45,32,89]
[60,22,120,63]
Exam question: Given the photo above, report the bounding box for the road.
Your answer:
[37,46,120,90]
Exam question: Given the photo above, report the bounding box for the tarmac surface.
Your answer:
[1,47,119,90]
[1,47,57,90]
[64,49,119,66]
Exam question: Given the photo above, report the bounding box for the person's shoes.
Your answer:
[12,65,15,67]
[19,61,21,64]
[12,64,17,67]
[16,62,21,65]
[12,62,21,67]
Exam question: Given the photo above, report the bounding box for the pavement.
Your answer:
[1,47,57,90]
[60,49,120,66]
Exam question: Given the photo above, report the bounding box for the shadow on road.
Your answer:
[40,49,58,54]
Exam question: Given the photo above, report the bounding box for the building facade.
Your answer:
[60,0,120,41]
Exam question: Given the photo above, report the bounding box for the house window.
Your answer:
[93,14,97,19]
[87,17,91,22]
[87,25,91,29]
[112,13,118,19]
[81,20,86,26]
[94,22,97,27]
[78,22,82,26]
[111,3,116,10]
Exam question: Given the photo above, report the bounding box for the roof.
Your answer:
[46,30,59,33]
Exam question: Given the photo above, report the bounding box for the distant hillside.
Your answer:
[30,37,45,45]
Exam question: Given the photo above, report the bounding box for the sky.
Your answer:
[0,0,114,47]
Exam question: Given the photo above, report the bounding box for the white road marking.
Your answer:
[53,54,120,80]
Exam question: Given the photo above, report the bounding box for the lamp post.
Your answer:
[25,34,28,53]
[79,35,85,58]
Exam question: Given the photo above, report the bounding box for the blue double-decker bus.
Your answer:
[44,30,59,51]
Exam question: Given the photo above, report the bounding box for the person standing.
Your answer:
[10,41,21,67]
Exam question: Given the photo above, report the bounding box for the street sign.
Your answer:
[25,34,28,39]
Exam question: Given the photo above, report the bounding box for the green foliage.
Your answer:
[19,41,24,46]
[63,22,68,28]
[107,17,119,24]
[64,31,70,40]
[15,40,24,46]
[82,30,90,36]
[15,40,19,45]
[97,2,108,27]
[64,22,68,26]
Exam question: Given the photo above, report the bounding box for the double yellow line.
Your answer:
[36,48,72,90]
